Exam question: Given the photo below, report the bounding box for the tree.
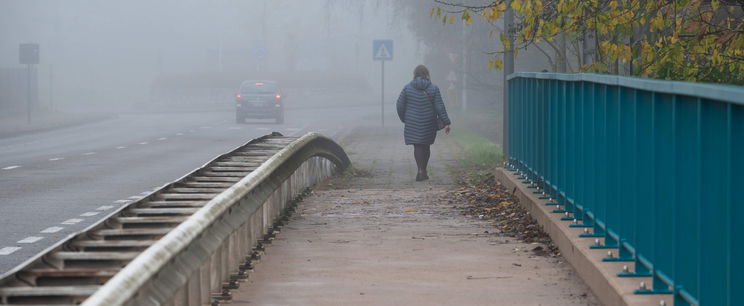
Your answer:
[435,0,744,85]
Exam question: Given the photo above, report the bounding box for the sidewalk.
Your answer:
[231,127,598,305]
[0,111,112,139]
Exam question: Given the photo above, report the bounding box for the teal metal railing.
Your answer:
[506,72,744,306]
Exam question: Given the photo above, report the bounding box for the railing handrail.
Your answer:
[508,72,744,105]
[82,132,349,306]
[507,73,743,305]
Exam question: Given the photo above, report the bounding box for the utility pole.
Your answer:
[381,60,385,127]
[503,2,515,161]
[558,33,567,73]
[461,21,468,112]
[49,64,53,111]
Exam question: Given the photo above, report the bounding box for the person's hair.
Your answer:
[413,65,430,80]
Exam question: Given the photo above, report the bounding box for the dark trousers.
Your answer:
[413,144,431,173]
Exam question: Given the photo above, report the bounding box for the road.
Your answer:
[0,100,383,275]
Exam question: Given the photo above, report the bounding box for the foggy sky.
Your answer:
[0,0,425,111]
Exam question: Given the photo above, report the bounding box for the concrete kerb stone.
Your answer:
[495,168,671,306]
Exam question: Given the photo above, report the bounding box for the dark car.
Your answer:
[235,80,285,124]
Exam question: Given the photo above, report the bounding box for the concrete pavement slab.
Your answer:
[229,127,598,305]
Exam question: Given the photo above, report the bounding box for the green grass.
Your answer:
[450,129,504,168]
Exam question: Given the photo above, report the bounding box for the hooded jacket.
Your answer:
[396,77,452,145]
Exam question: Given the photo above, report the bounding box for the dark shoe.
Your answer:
[415,171,425,181]
[422,171,429,181]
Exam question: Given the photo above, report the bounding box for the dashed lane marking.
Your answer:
[61,218,84,225]
[140,191,151,195]
[116,146,127,149]
[80,212,100,217]
[2,165,20,170]
[41,226,64,233]
[97,205,115,211]
[139,142,148,145]
[49,157,64,161]
[114,199,131,204]
[83,152,96,156]
[176,133,184,136]
[17,236,43,244]
[158,137,167,141]
[128,196,141,200]
[0,247,21,255]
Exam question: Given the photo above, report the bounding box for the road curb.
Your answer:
[495,168,671,306]
[0,114,115,140]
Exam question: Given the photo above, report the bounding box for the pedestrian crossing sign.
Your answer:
[373,40,393,61]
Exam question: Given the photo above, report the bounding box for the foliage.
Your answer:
[451,128,504,170]
[392,0,506,105]
[434,0,744,85]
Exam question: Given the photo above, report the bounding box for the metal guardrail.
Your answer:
[506,72,744,306]
[0,132,350,305]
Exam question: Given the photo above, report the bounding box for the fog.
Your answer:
[0,0,429,115]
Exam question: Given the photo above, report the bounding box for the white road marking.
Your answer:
[128,195,141,199]
[83,152,96,156]
[61,218,84,225]
[158,137,167,141]
[140,191,150,195]
[17,236,43,244]
[49,157,64,161]
[0,247,21,255]
[116,146,127,149]
[41,226,64,233]
[97,205,114,211]
[114,199,131,204]
[176,133,184,136]
[2,165,20,170]
[80,212,100,217]
[139,142,148,145]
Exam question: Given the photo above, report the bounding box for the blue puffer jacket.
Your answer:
[396,77,451,145]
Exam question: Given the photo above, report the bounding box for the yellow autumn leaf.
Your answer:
[511,0,521,10]
[404,209,418,213]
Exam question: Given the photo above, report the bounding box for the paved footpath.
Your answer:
[232,127,598,305]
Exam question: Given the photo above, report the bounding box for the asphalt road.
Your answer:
[0,101,384,275]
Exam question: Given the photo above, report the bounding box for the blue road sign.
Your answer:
[252,41,267,60]
[373,40,393,61]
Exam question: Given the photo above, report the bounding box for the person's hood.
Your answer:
[410,77,431,90]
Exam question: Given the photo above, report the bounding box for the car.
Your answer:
[235,80,285,124]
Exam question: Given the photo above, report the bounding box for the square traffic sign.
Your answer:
[373,40,393,61]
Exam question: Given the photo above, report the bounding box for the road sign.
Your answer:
[373,40,393,127]
[252,41,267,61]
[373,40,393,61]
[19,43,39,65]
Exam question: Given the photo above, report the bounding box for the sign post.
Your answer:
[19,43,39,125]
[373,40,393,127]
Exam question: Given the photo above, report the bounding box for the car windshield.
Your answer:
[241,82,277,94]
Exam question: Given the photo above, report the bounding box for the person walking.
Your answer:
[396,65,452,181]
